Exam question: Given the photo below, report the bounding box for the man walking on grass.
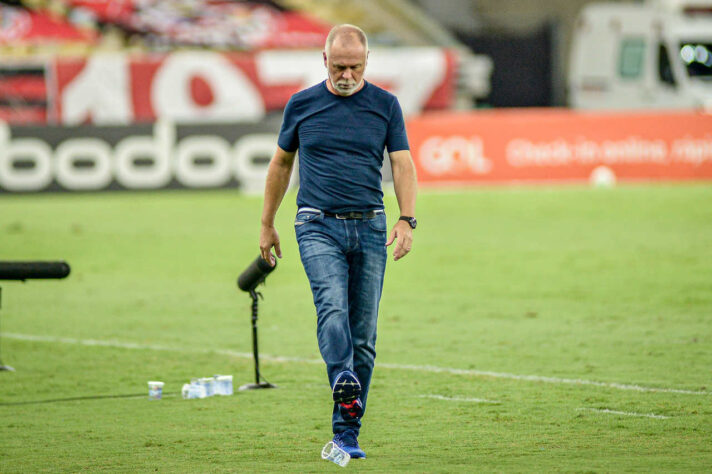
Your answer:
[259,24,417,459]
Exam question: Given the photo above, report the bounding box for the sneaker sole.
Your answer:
[332,371,361,404]
[338,398,364,421]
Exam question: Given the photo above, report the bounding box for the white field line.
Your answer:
[376,361,710,396]
[577,408,670,419]
[5,332,710,396]
[419,394,501,404]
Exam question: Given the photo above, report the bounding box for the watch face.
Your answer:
[400,216,417,229]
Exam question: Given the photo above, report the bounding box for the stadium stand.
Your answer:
[0,0,491,123]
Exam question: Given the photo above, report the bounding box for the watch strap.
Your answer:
[399,216,417,229]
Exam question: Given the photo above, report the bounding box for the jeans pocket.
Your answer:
[367,214,387,232]
[295,211,321,226]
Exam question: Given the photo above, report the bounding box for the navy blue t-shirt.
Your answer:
[278,80,409,213]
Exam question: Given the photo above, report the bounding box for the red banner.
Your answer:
[0,48,456,125]
[0,6,96,43]
[407,109,712,184]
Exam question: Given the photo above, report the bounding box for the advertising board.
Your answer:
[407,109,712,185]
[0,120,285,193]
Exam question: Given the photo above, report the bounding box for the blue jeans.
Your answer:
[295,209,388,435]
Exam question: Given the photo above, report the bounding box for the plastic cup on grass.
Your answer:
[148,381,164,400]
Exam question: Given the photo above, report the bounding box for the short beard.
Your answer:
[330,78,363,96]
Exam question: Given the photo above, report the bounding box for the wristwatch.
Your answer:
[399,216,417,229]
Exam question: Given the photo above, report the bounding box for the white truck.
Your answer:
[568,0,712,110]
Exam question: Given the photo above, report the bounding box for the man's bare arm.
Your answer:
[260,147,296,265]
[386,149,417,261]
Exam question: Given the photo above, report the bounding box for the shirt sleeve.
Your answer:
[385,96,409,152]
[277,96,299,152]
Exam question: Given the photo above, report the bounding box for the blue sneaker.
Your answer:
[332,370,361,404]
[333,430,366,459]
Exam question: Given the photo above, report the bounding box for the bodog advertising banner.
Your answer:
[0,121,287,193]
[407,109,712,185]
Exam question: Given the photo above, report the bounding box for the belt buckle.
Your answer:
[335,213,348,220]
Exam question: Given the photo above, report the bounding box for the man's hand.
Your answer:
[386,220,413,261]
[259,224,281,266]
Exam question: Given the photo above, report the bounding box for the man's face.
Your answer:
[324,37,368,96]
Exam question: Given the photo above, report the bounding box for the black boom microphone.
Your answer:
[237,255,276,293]
[236,255,277,390]
[0,261,71,281]
[0,260,72,372]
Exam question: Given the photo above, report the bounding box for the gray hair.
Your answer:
[324,24,369,56]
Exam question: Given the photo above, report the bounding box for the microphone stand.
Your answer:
[239,288,276,390]
[0,261,71,372]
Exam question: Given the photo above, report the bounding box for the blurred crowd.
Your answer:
[0,0,331,56]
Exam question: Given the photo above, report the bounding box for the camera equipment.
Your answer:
[237,255,276,293]
[0,261,71,281]
[236,255,277,390]
[0,261,71,371]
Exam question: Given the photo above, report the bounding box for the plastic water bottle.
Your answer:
[181,382,207,399]
[199,377,216,397]
[214,375,233,396]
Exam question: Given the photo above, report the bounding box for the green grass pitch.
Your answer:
[1,184,711,472]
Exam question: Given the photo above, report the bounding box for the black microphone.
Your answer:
[0,261,71,281]
[237,255,276,292]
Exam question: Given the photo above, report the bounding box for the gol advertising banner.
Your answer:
[407,109,712,185]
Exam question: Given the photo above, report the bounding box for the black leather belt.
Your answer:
[323,210,384,220]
